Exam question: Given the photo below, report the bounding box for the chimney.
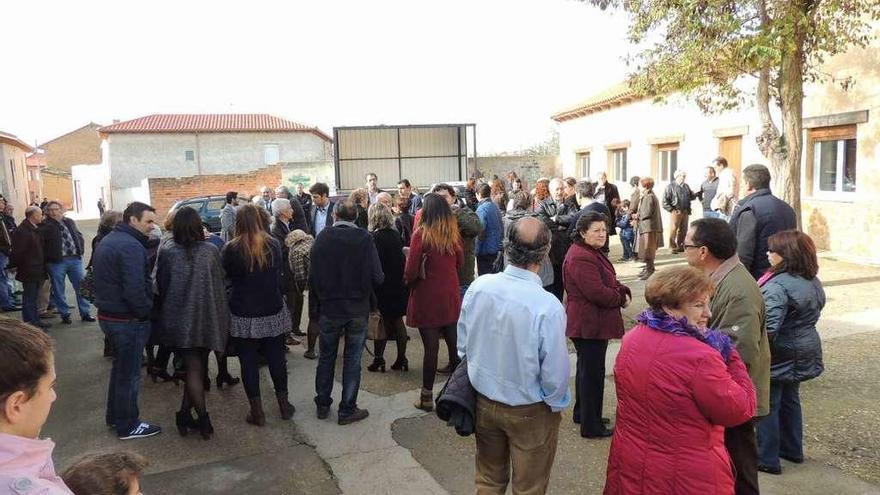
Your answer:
[112,119,120,124]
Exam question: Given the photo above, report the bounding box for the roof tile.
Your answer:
[98,114,330,141]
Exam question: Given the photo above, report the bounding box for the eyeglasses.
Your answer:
[683,244,704,250]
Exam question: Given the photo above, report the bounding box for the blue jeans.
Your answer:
[703,210,721,219]
[22,280,41,325]
[47,257,92,318]
[100,319,151,435]
[0,253,12,308]
[620,231,635,259]
[757,381,804,469]
[314,316,367,415]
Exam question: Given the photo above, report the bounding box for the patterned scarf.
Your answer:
[637,308,734,362]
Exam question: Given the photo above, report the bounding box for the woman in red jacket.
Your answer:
[564,211,631,438]
[405,194,463,411]
[604,266,757,494]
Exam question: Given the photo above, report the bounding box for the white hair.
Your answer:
[674,169,687,179]
[271,198,292,217]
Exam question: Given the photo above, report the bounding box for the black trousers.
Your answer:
[572,338,608,436]
[725,418,760,495]
[547,264,564,302]
[235,334,288,399]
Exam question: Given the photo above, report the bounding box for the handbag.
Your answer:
[79,266,97,304]
[366,311,385,341]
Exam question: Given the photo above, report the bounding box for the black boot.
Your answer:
[216,372,240,389]
[175,409,198,436]
[198,412,214,440]
[367,357,386,373]
[277,393,295,420]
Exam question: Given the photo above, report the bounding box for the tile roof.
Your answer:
[0,131,34,152]
[98,114,331,141]
[551,82,644,122]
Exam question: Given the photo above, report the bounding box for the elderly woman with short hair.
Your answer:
[756,230,826,474]
[366,203,410,373]
[636,177,663,280]
[604,266,756,494]
[564,211,631,438]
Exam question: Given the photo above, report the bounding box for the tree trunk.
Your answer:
[776,12,807,229]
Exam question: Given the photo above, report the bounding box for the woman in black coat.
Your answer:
[366,203,409,372]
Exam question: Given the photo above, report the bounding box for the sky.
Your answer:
[1,0,633,154]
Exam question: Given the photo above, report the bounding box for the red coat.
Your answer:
[404,228,463,328]
[604,325,757,495]
[563,241,630,340]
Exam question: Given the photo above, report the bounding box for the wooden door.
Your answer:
[718,136,743,195]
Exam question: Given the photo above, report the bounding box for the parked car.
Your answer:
[170,195,251,233]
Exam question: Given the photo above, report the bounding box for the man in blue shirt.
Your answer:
[458,216,571,494]
[474,183,503,276]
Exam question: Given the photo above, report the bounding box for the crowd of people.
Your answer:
[0,162,828,494]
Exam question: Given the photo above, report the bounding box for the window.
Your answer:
[185,150,195,161]
[609,148,627,181]
[658,145,678,182]
[576,151,591,179]
[814,139,856,194]
[206,198,226,212]
[807,125,857,198]
[263,144,280,165]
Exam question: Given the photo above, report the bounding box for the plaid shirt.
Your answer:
[285,230,314,292]
[59,221,77,257]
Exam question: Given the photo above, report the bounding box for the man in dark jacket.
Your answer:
[41,201,94,324]
[662,170,696,254]
[595,172,620,240]
[474,183,503,276]
[729,164,797,279]
[310,200,384,425]
[11,206,47,328]
[308,183,335,237]
[0,198,19,312]
[92,201,162,440]
[567,181,611,252]
[535,178,578,301]
[275,185,309,233]
[271,198,305,340]
[295,182,313,218]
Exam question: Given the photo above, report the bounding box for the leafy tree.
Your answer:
[588,0,880,222]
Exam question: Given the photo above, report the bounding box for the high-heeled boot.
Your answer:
[277,393,295,420]
[413,388,434,411]
[246,397,266,426]
[198,412,214,440]
[367,357,386,372]
[175,409,198,436]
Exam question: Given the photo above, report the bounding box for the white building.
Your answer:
[553,31,880,265]
[98,114,333,215]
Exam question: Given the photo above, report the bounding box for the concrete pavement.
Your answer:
[26,219,880,494]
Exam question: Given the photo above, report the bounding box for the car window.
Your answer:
[206,199,226,212]
[181,200,205,212]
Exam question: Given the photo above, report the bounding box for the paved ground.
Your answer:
[24,219,880,494]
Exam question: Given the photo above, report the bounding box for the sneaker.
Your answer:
[338,407,369,426]
[61,315,72,325]
[81,315,96,322]
[316,405,330,420]
[118,422,162,440]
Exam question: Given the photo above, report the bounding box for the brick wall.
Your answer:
[42,168,73,210]
[148,164,282,217]
[43,124,103,172]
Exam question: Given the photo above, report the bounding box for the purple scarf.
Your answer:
[637,308,734,362]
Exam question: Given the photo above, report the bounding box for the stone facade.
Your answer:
[469,155,561,188]
[40,123,103,172]
[0,139,31,215]
[41,167,74,210]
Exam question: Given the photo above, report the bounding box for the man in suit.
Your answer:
[308,183,335,237]
[595,172,621,245]
[220,191,238,242]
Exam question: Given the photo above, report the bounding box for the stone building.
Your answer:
[553,26,879,265]
[0,131,34,215]
[98,114,333,216]
[37,122,103,211]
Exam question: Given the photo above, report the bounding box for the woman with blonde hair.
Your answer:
[367,203,410,372]
[221,204,293,426]
[404,194,463,411]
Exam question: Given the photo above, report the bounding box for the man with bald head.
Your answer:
[458,216,571,494]
[535,178,579,300]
